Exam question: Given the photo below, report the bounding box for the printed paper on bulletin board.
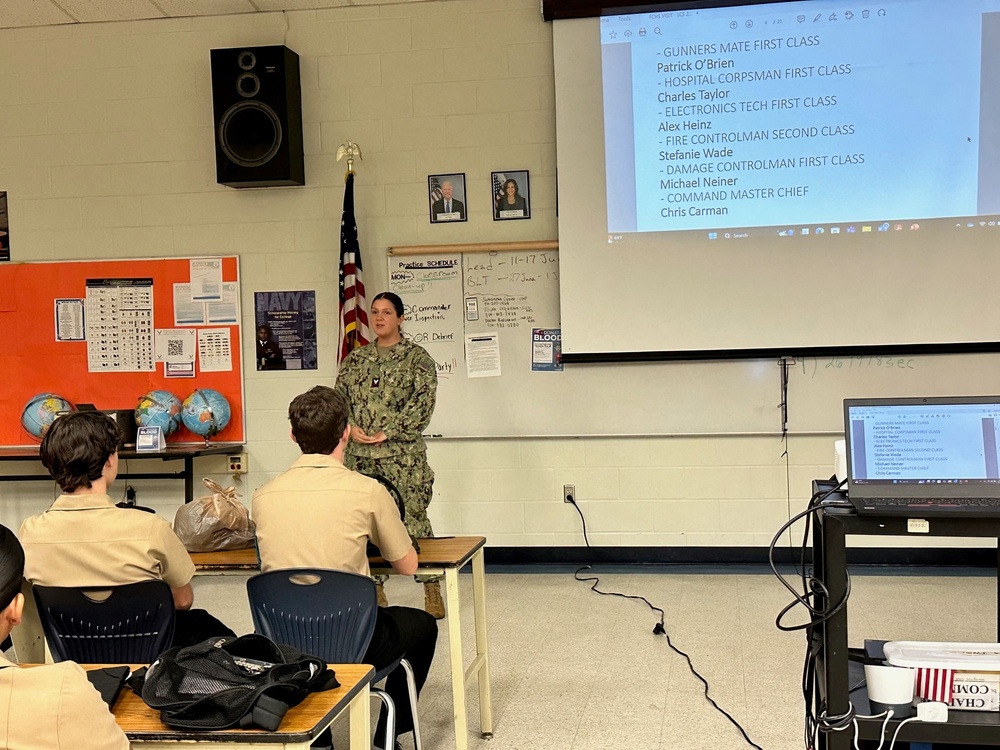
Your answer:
[0,257,245,447]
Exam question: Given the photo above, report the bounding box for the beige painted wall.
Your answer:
[0,0,963,551]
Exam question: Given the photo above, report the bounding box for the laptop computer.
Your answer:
[844,396,1000,517]
[86,665,130,707]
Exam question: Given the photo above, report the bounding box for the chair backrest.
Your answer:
[246,568,378,663]
[32,580,176,663]
[360,472,405,521]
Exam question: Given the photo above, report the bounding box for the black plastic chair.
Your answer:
[360,471,419,555]
[32,580,176,663]
[246,568,422,750]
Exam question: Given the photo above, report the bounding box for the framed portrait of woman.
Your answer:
[428,173,468,223]
[492,171,530,221]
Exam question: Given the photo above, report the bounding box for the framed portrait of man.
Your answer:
[492,171,530,221]
[428,173,468,223]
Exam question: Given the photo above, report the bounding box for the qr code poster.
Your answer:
[154,328,197,364]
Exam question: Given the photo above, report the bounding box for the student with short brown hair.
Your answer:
[20,410,234,647]
[254,385,438,750]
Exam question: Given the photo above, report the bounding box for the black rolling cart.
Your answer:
[812,480,1000,749]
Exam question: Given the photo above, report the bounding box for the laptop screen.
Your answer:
[844,396,1000,500]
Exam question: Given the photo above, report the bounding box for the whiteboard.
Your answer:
[787,353,1000,433]
[389,251,780,437]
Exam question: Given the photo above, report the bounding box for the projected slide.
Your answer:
[603,0,1000,234]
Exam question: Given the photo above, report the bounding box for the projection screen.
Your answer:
[553,0,1000,360]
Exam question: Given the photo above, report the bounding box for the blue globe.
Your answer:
[135,390,183,436]
[21,393,74,441]
[181,389,231,442]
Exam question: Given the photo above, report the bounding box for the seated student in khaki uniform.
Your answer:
[253,386,438,750]
[0,524,130,750]
[19,410,234,648]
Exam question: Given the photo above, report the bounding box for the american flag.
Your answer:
[337,172,370,366]
[492,172,506,207]
[428,176,443,206]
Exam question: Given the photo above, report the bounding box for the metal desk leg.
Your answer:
[445,567,468,750]
[184,456,194,504]
[471,549,493,737]
[349,682,371,750]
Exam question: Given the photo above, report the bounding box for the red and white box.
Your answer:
[884,642,1000,712]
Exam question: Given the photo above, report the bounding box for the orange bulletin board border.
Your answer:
[0,256,245,448]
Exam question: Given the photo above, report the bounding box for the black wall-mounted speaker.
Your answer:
[210,45,305,188]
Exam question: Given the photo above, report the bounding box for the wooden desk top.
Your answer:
[191,536,486,573]
[190,547,260,570]
[107,662,373,743]
[371,535,486,568]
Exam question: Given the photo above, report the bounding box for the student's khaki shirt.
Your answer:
[19,493,196,588]
[252,453,413,576]
[0,654,130,750]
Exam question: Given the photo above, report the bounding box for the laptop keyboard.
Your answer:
[863,497,1000,516]
[865,497,1000,508]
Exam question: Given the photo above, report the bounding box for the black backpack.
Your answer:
[128,634,340,731]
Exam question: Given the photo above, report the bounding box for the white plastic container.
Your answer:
[884,641,1000,711]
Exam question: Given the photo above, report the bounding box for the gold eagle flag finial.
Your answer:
[336,140,363,180]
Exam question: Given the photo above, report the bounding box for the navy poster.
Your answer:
[254,290,317,371]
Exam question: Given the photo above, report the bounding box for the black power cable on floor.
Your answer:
[566,493,765,750]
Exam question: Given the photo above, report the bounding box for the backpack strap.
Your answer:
[239,690,290,731]
[237,661,340,731]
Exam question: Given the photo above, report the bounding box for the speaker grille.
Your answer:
[218,101,283,168]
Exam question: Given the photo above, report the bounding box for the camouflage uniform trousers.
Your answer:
[347,452,441,585]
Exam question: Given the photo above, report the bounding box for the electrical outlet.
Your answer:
[228,453,248,475]
[563,484,575,503]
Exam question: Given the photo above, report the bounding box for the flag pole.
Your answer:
[336,140,369,368]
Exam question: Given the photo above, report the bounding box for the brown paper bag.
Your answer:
[173,478,256,552]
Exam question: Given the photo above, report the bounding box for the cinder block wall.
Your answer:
[0,0,957,553]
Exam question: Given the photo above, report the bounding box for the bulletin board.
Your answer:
[0,256,245,448]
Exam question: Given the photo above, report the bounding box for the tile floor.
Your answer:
[191,565,997,750]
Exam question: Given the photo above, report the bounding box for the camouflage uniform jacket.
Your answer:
[335,338,438,459]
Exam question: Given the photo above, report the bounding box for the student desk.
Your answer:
[192,536,494,750]
[107,662,373,750]
[190,547,261,573]
[0,443,242,504]
[370,536,493,750]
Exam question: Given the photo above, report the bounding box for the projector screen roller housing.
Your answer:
[553,0,1000,360]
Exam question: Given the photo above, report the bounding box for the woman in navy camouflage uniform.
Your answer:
[335,292,445,618]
